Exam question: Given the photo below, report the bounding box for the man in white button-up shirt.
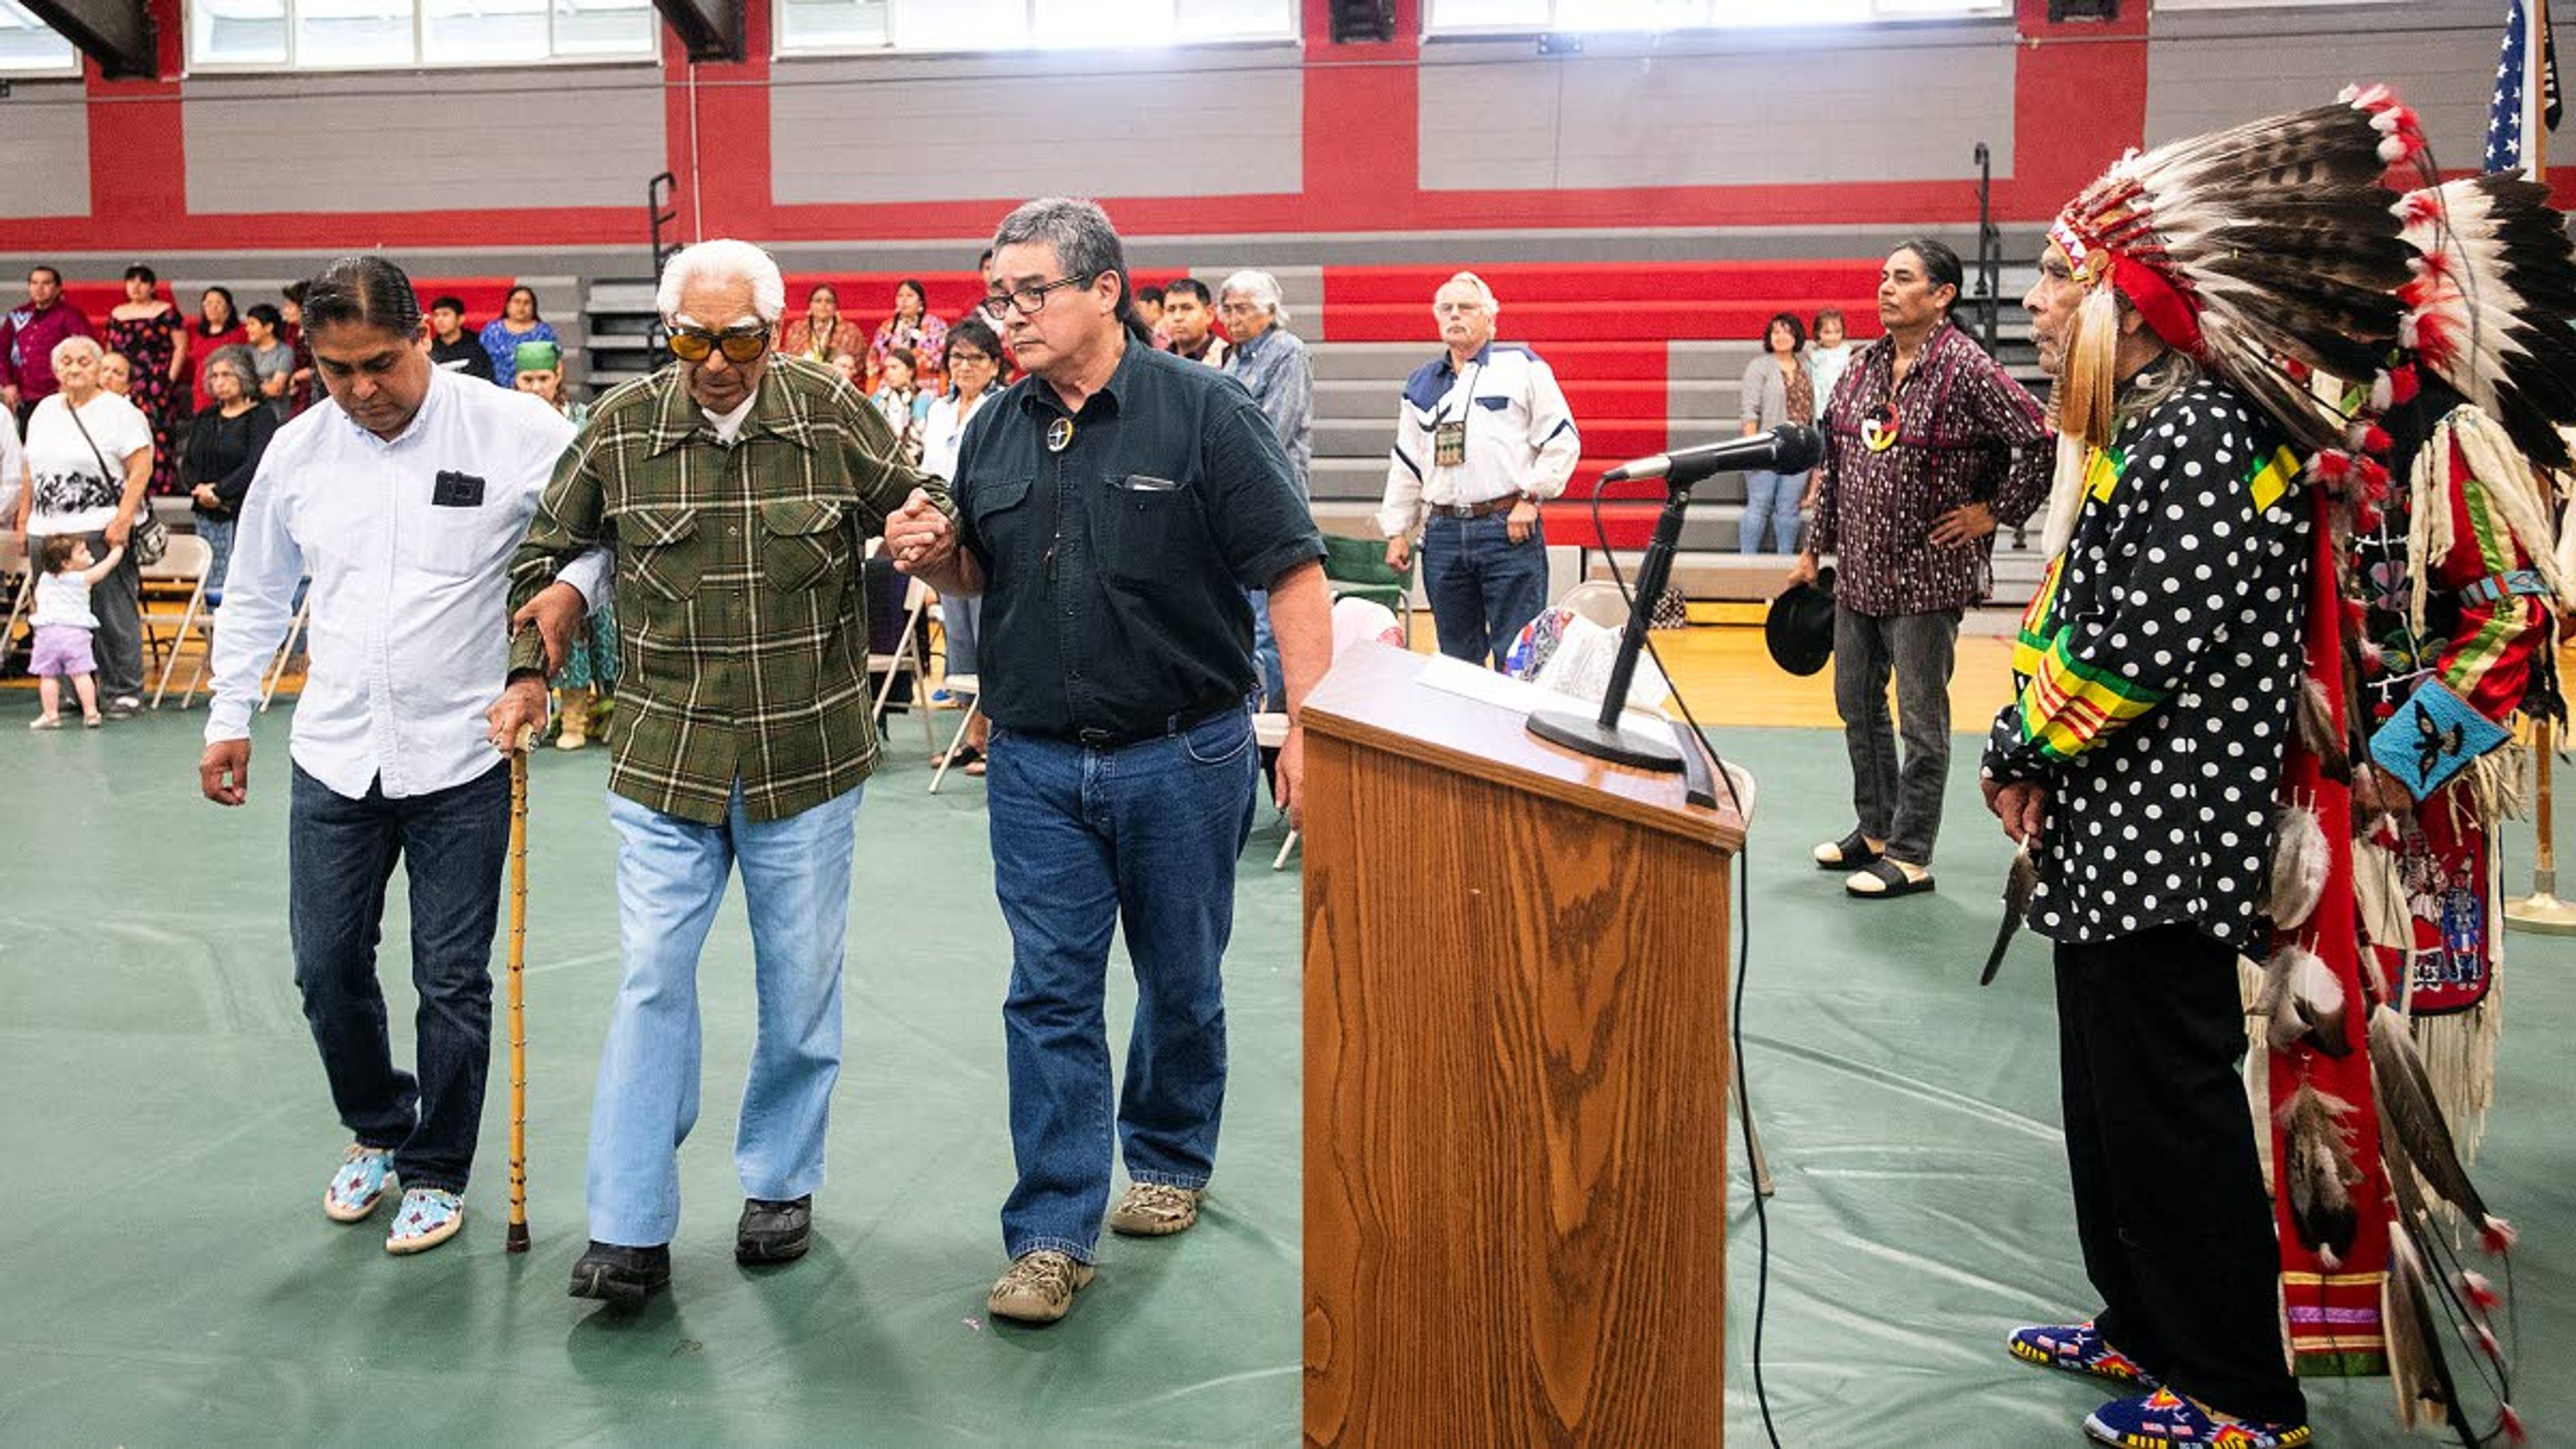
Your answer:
[195,255,597,1256]
[1376,272,1580,668]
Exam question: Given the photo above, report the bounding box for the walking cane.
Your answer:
[506,726,534,1252]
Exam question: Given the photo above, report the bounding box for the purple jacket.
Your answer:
[1,301,97,402]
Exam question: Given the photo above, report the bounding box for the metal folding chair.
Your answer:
[869,574,936,755]
[141,535,214,708]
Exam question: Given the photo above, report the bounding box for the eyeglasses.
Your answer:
[667,327,769,364]
[949,350,994,368]
[980,274,1095,320]
[1432,303,1487,317]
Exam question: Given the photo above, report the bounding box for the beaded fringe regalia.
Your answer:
[2036,86,2576,1442]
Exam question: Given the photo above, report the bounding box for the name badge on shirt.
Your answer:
[1433,419,1467,468]
[431,470,486,508]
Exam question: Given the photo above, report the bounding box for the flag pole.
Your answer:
[2506,0,2576,932]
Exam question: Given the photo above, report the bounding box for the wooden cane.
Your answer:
[506,729,533,1252]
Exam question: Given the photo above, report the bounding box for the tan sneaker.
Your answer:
[1107,1182,1203,1237]
[986,1250,1094,1324]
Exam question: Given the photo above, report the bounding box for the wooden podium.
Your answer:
[1300,643,1752,1446]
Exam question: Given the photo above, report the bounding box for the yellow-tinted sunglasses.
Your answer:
[667,327,769,364]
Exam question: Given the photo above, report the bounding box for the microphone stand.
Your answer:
[1526,476,1693,771]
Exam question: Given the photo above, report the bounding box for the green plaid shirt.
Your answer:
[508,356,950,824]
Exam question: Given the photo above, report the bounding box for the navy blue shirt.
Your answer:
[953,337,1324,740]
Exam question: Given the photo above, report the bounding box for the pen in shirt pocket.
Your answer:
[1116,474,1179,492]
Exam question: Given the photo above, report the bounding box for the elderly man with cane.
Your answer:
[494,238,947,1306]
[198,254,598,1255]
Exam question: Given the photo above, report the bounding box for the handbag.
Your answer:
[65,399,166,566]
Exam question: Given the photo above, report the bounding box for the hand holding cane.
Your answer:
[506,722,534,1252]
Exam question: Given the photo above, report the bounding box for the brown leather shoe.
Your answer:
[985,1250,1095,1324]
[1106,1182,1203,1237]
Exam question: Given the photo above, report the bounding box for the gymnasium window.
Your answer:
[0,0,78,75]
[1424,0,2008,32]
[186,0,657,70]
[773,0,1297,56]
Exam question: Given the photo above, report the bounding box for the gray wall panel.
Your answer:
[181,68,665,214]
[1419,30,2017,192]
[2146,1,2576,166]
[3,83,91,219]
[770,51,1301,205]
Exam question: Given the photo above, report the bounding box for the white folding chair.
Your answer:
[141,535,214,708]
[258,592,312,712]
[1263,598,1408,871]
[926,673,982,795]
[1554,578,1632,631]
[869,574,936,755]
[0,533,30,667]
[1255,710,1297,867]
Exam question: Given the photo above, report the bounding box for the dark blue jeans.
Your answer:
[1421,513,1549,669]
[987,707,1260,1263]
[288,761,510,1194]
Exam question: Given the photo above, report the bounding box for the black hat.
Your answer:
[1764,568,1835,676]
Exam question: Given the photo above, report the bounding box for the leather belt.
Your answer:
[1066,700,1242,751]
[1429,495,1525,519]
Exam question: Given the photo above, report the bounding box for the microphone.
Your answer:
[1602,423,1823,486]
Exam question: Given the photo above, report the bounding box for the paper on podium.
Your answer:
[1415,652,1672,731]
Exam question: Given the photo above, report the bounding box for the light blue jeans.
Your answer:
[587,782,862,1248]
[1739,469,1809,554]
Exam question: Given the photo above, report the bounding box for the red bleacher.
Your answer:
[1321,262,1883,549]
[57,276,558,328]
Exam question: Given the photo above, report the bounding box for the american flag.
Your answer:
[2488,0,2562,174]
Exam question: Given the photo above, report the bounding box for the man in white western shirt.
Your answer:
[1376,271,1579,668]
[196,256,599,1256]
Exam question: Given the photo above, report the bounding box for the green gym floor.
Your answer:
[3,709,2569,1446]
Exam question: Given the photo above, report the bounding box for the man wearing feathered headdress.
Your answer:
[1981,174,2325,1449]
[1981,87,2565,1448]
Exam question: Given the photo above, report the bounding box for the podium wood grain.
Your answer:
[1301,644,1743,1447]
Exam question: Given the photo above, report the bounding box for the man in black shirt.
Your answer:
[887,197,1328,1326]
[425,296,493,382]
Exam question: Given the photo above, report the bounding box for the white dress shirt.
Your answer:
[206,369,602,800]
[1377,342,1580,538]
[918,386,995,482]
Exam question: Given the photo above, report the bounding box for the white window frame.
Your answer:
[0,0,81,76]
[1424,0,2009,36]
[773,0,1299,61]
[184,0,659,74]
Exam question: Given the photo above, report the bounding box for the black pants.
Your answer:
[2055,924,2306,1426]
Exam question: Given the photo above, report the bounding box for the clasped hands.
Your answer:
[883,488,955,575]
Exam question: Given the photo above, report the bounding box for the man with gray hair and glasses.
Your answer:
[1219,269,1313,708]
[885,198,1329,1326]
[492,237,948,1306]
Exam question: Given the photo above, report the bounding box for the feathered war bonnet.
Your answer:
[2396,172,2576,470]
[2034,88,2431,553]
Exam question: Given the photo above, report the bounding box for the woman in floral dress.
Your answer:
[103,265,186,496]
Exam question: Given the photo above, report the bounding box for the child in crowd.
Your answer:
[27,534,125,729]
[868,347,930,464]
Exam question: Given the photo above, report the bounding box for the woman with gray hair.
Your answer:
[182,343,279,594]
[13,333,154,714]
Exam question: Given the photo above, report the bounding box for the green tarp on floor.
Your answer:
[2,711,2566,1444]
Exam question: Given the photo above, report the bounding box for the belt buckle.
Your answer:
[1077,727,1116,747]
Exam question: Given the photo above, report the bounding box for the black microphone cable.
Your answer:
[1585,479,1784,1449]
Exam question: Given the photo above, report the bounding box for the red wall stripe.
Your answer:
[7,0,2569,256]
